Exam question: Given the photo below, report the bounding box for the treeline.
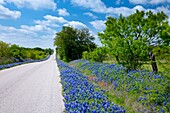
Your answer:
[54,10,170,73]
[0,41,54,65]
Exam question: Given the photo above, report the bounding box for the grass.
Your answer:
[104,57,170,78]
[141,60,170,79]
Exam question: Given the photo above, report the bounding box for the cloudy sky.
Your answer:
[0,0,170,48]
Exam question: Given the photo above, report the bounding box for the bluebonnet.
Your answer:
[57,60,125,113]
[69,59,170,112]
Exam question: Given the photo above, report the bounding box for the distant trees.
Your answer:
[98,10,170,71]
[54,26,96,62]
[9,45,52,60]
[0,41,53,65]
[45,48,54,55]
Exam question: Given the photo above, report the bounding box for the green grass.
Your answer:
[104,57,170,78]
[141,60,170,79]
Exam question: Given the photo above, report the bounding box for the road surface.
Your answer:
[0,54,65,113]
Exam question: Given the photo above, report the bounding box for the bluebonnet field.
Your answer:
[69,60,170,113]
[0,55,50,70]
[57,60,125,113]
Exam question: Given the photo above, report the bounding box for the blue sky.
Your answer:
[0,0,170,48]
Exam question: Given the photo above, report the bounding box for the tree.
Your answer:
[160,26,170,46]
[99,10,169,71]
[45,48,54,55]
[54,26,96,62]
[0,41,12,65]
[9,44,21,59]
[82,47,107,62]
[0,41,10,58]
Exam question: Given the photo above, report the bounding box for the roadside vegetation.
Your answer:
[0,41,53,65]
[57,60,125,113]
[55,10,170,112]
[69,60,170,112]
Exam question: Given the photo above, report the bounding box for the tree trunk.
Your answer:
[115,56,119,63]
[99,55,103,63]
[149,50,158,72]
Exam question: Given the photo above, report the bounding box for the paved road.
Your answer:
[0,55,64,113]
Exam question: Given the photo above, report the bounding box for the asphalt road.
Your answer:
[0,54,64,113]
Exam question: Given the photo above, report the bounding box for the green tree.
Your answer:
[82,47,107,62]
[160,25,170,46]
[0,41,13,65]
[0,41,10,58]
[9,44,21,58]
[45,48,54,55]
[54,26,96,62]
[99,10,169,71]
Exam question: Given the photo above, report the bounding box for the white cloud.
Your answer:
[0,14,68,48]
[71,0,158,17]
[20,15,62,34]
[84,12,97,19]
[58,8,70,16]
[0,5,21,19]
[156,6,170,15]
[0,25,33,35]
[34,20,59,28]
[4,0,56,10]
[129,0,170,4]
[34,15,67,28]
[21,25,49,32]
[71,0,107,13]
[44,15,67,23]
[35,20,52,27]
[107,7,133,17]
[106,5,157,17]
[90,20,105,31]
[64,21,87,29]
[0,24,56,48]
[0,0,4,4]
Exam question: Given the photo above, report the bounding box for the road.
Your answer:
[0,54,65,113]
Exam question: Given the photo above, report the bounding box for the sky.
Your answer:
[0,0,170,49]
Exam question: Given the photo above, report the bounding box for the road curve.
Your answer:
[0,54,64,113]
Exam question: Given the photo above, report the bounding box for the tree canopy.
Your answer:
[54,26,96,62]
[99,10,170,70]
